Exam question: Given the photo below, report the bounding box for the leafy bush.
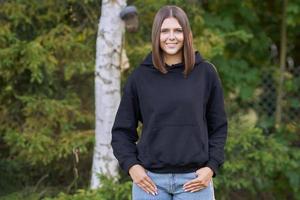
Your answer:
[0,0,96,192]
[43,175,132,200]
[214,115,300,200]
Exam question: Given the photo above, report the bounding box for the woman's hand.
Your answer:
[129,164,158,196]
[183,167,213,192]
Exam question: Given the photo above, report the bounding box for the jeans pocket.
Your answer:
[145,170,153,177]
[194,171,198,178]
[182,172,197,180]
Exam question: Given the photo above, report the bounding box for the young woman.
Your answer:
[111,5,227,200]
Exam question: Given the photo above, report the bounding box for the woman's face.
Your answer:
[159,17,184,58]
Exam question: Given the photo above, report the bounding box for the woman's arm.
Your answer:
[205,64,228,177]
[111,74,157,195]
[111,73,142,174]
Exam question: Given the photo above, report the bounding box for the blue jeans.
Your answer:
[132,170,215,200]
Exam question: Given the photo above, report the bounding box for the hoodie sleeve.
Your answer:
[205,64,228,177]
[111,73,142,174]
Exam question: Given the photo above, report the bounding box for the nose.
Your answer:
[168,31,175,40]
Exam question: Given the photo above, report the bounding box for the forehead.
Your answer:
[161,17,182,29]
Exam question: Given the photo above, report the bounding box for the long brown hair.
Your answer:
[152,5,195,78]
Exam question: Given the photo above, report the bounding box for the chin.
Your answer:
[163,49,181,55]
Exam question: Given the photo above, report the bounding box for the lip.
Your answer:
[166,43,177,47]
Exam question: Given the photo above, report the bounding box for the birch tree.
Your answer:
[91,0,127,189]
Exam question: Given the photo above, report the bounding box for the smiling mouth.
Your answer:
[166,43,177,47]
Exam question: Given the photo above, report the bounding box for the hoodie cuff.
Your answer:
[205,159,220,177]
[123,158,141,175]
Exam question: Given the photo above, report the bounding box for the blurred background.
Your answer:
[0,0,299,199]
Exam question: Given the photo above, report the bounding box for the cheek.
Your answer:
[160,37,168,50]
[160,34,167,42]
[159,40,165,50]
[178,34,184,42]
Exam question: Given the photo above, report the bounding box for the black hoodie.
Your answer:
[111,51,227,177]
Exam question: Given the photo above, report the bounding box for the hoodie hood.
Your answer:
[140,51,204,70]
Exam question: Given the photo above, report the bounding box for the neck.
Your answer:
[163,51,183,65]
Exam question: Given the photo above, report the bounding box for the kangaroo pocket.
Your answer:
[137,124,208,168]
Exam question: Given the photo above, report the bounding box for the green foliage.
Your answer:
[0,160,27,195]
[43,175,132,200]
[3,94,93,165]
[0,174,130,200]
[214,116,300,199]
[0,0,97,191]
[0,191,40,200]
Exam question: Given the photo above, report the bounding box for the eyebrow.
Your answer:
[160,27,183,31]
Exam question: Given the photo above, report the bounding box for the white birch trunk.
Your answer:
[91,0,126,189]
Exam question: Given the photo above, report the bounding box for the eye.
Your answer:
[160,29,168,33]
[175,29,183,33]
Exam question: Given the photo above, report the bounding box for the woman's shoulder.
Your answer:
[202,60,219,75]
[195,58,219,77]
[194,51,218,74]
